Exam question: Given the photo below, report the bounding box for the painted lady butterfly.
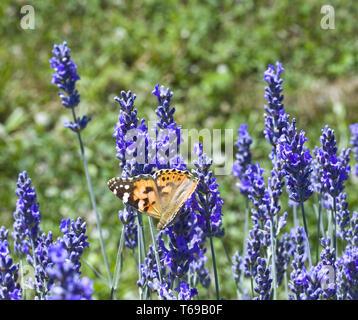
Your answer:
[107,169,199,230]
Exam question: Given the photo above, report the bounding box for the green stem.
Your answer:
[136,213,145,300]
[132,248,139,270]
[110,225,125,300]
[70,107,112,284]
[250,265,254,299]
[293,203,298,228]
[243,197,249,257]
[148,217,163,285]
[81,257,110,287]
[209,232,220,300]
[300,201,312,268]
[284,271,288,300]
[20,258,26,300]
[333,196,337,260]
[316,194,322,264]
[221,238,231,265]
[270,217,277,300]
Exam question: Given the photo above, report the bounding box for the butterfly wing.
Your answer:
[154,169,198,230]
[107,175,162,220]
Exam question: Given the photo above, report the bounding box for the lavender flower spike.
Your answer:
[50,41,80,109]
[349,123,358,177]
[278,119,313,204]
[317,125,351,257]
[0,229,21,300]
[263,62,289,159]
[46,243,93,300]
[317,125,350,198]
[12,171,41,260]
[57,218,89,273]
[233,124,253,195]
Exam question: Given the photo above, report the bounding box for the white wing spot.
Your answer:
[123,192,130,203]
[125,185,130,190]
[113,189,117,195]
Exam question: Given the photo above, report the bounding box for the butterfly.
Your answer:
[107,168,199,230]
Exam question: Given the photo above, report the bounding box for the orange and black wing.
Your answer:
[107,175,162,220]
[153,169,198,230]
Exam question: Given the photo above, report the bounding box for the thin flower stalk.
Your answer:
[50,42,111,284]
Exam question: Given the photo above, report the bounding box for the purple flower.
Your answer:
[336,193,350,241]
[192,142,224,238]
[233,124,253,195]
[137,85,199,298]
[317,125,351,198]
[63,115,91,132]
[346,211,358,248]
[49,41,80,109]
[275,233,293,286]
[244,163,267,220]
[232,251,244,285]
[33,232,54,296]
[244,221,263,278]
[57,218,89,273]
[50,42,92,134]
[113,90,151,249]
[349,123,358,177]
[336,246,358,299]
[243,163,272,279]
[12,171,41,259]
[253,257,272,300]
[138,243,167,292]
[189,249,210,288]
[177,282,198,300]
[278,119,313,203]
[0,230,21,300]
[158,281,198,300]
[113,90,151,174]
[159,208,200,279]
[263,62,289,159]
[289,227,308,299]
[318,238,336,299]
[46,243,93,300]
[118,207,138,249]
[152,83,175,130]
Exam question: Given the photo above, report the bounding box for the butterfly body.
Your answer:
[107,169,198,230]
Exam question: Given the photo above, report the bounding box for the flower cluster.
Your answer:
[288,227,308,299]
[0,228,21,300]
[253,257,272,300]
[57,218,89,273]
[192,143,224,239]
[5,171,91,300]
[46,244,93,300]
[49,41,80,109]
[233,124,252,195]
[316,125,350,198]
[278,119,313,203]
[137,85,201,300]
[263,62,288,159]
[113,90,148,249]
[350,123,358,177]
[63,115,91,132]
[12,171,41,259]
[50,42,91,133]
[336,246,358,299]
[275,233,293,286]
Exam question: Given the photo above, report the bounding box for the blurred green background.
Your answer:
[1,0,358,299]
